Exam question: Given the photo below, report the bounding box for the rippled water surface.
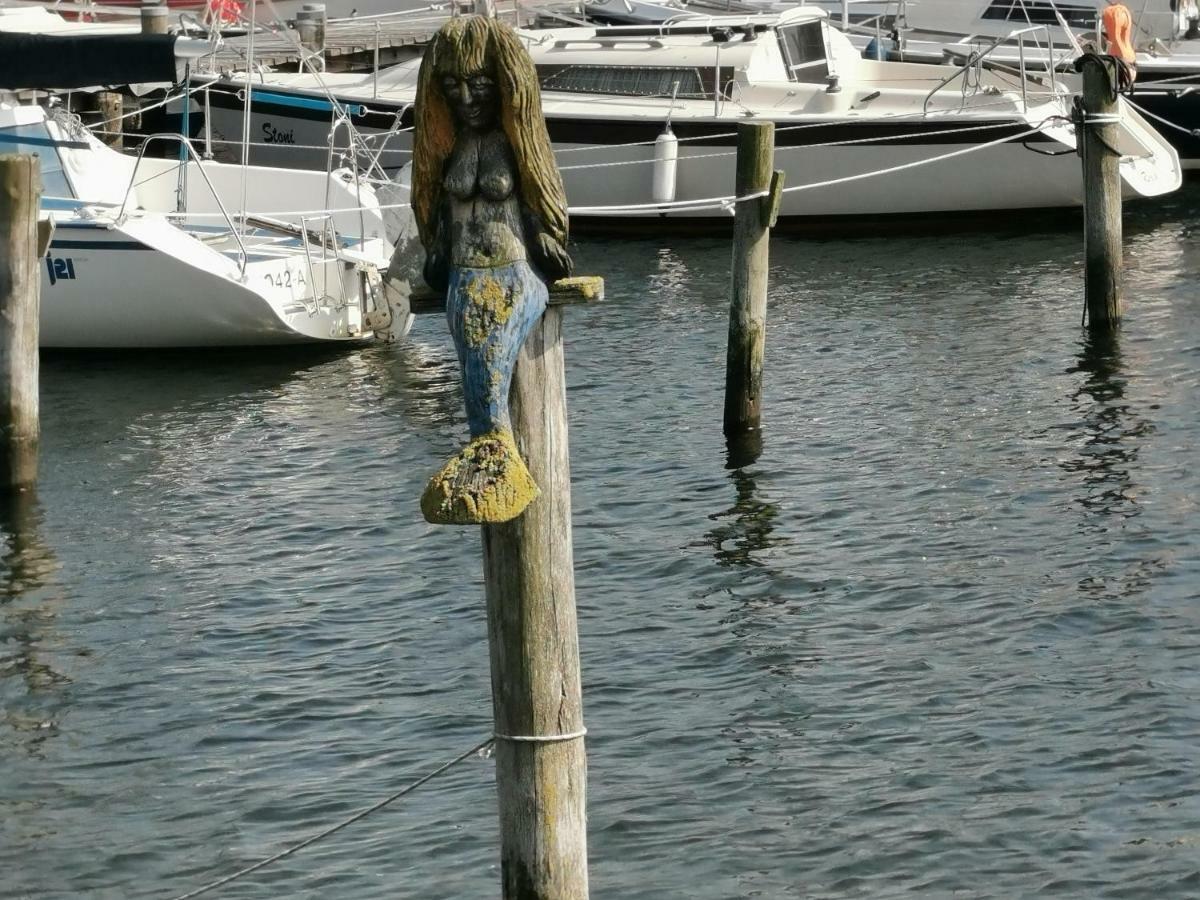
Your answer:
[3,188,1200,899]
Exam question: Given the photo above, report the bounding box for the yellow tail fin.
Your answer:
[421,430,540,525]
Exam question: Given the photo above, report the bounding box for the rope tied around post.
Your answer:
[494,727,588,743]
[1072,52,1135,101]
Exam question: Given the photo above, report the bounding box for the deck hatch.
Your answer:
[775,20,830,83]
[538,65,709,98]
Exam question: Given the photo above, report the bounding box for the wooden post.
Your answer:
[96,91,124,150]
[723,121,775,438]
[410,277,599,899]
[0,156,41,491]
[296,3,326,54]
[482,305,588,900]
[1079,55,1123,328]
[140,1,169,33]
[473,0,497,17]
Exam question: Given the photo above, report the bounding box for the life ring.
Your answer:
[1102,2,1138,68]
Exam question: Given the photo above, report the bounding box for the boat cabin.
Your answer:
[527,7,855,105]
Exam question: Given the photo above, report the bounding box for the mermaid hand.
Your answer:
[534,232,573,281]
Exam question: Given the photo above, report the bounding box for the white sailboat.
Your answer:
[1,31,412,347]
[196,8,1182,226]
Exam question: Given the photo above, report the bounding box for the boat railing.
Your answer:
[325,116,368,249]
[835,0,895,32]
[921,24,1065,117]
[118,133,248,275]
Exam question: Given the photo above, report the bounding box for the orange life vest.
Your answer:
[1102,3,1137,66]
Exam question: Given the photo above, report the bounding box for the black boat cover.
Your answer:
[0,33,180,90]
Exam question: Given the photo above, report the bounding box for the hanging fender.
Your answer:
[1102,2,1137,74]
[652,125,678,205]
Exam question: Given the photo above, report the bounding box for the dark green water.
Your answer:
[2,187,1199,898]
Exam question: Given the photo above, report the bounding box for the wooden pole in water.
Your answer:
[723,121,778,439]
[0,155,42,491]
[482,305,588,900]
[96,91,124,150]
[140,1,169,33]
[1079,55,1123,328]
[409,276,600,899]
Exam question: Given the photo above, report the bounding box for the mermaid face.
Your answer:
[440,70,499,133]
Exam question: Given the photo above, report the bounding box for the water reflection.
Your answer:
[725,430,763,470]
[0,488,66,757]
[703,455,780,569]
[1062,331,1151,524]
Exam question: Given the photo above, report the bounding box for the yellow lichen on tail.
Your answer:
[421,430,540,524]
[462,275,515,348]
[552,275,604,303]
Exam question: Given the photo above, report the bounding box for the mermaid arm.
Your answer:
[522,203,573,281]
[423,197,452,294]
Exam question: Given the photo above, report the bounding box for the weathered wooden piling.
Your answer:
[1079,54,1123,328]
[296,3,327,55]
[140,1,169,34]
[0,156,42,491]
[411,277,600,899]
[482,302,588,900]
[96,91,124,149]
[723,121,782,440]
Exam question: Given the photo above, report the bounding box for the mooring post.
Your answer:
[296,2,327,55]
[1078,54,1123,328]
[482,303,588,899]
[96,91,124,149]
[410,278,600,899]
[140,1,169,33]
[0,155,42,491]
[724,121,782,439]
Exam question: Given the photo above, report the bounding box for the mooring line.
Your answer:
[168,735,494,900]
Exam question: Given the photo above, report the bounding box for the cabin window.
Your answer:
[538,65,708,98]
[0,123,73,198]
[981,0,1095,28]
[776,20,830,83]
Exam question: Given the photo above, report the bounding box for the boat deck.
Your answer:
[208,0,578,72]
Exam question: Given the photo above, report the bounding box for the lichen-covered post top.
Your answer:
[413,15,573,526]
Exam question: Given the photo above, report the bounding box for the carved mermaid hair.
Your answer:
[411,17,568,252]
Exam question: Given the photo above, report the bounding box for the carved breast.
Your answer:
[444,131,516,202]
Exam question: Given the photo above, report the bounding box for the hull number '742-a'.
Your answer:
[264,269,307,289]
[46,257,76,286]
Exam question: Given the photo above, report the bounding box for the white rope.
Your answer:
[569,122,1053,213]
[1124,97,1198,136]
[83,78,214,133]
[114,120,1054,220]
[494,727,587,743]
[167,735,493,900]
[778,123,1048,195]
[567,187,768,216]
[553,94,1066,155]
[555,120,1050,172]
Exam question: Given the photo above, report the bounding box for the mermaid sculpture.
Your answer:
[413,16,573,525]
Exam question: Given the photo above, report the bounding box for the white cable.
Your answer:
[778,124,1047,195]
[1125,97,1200,136]
[494,727,587,743]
